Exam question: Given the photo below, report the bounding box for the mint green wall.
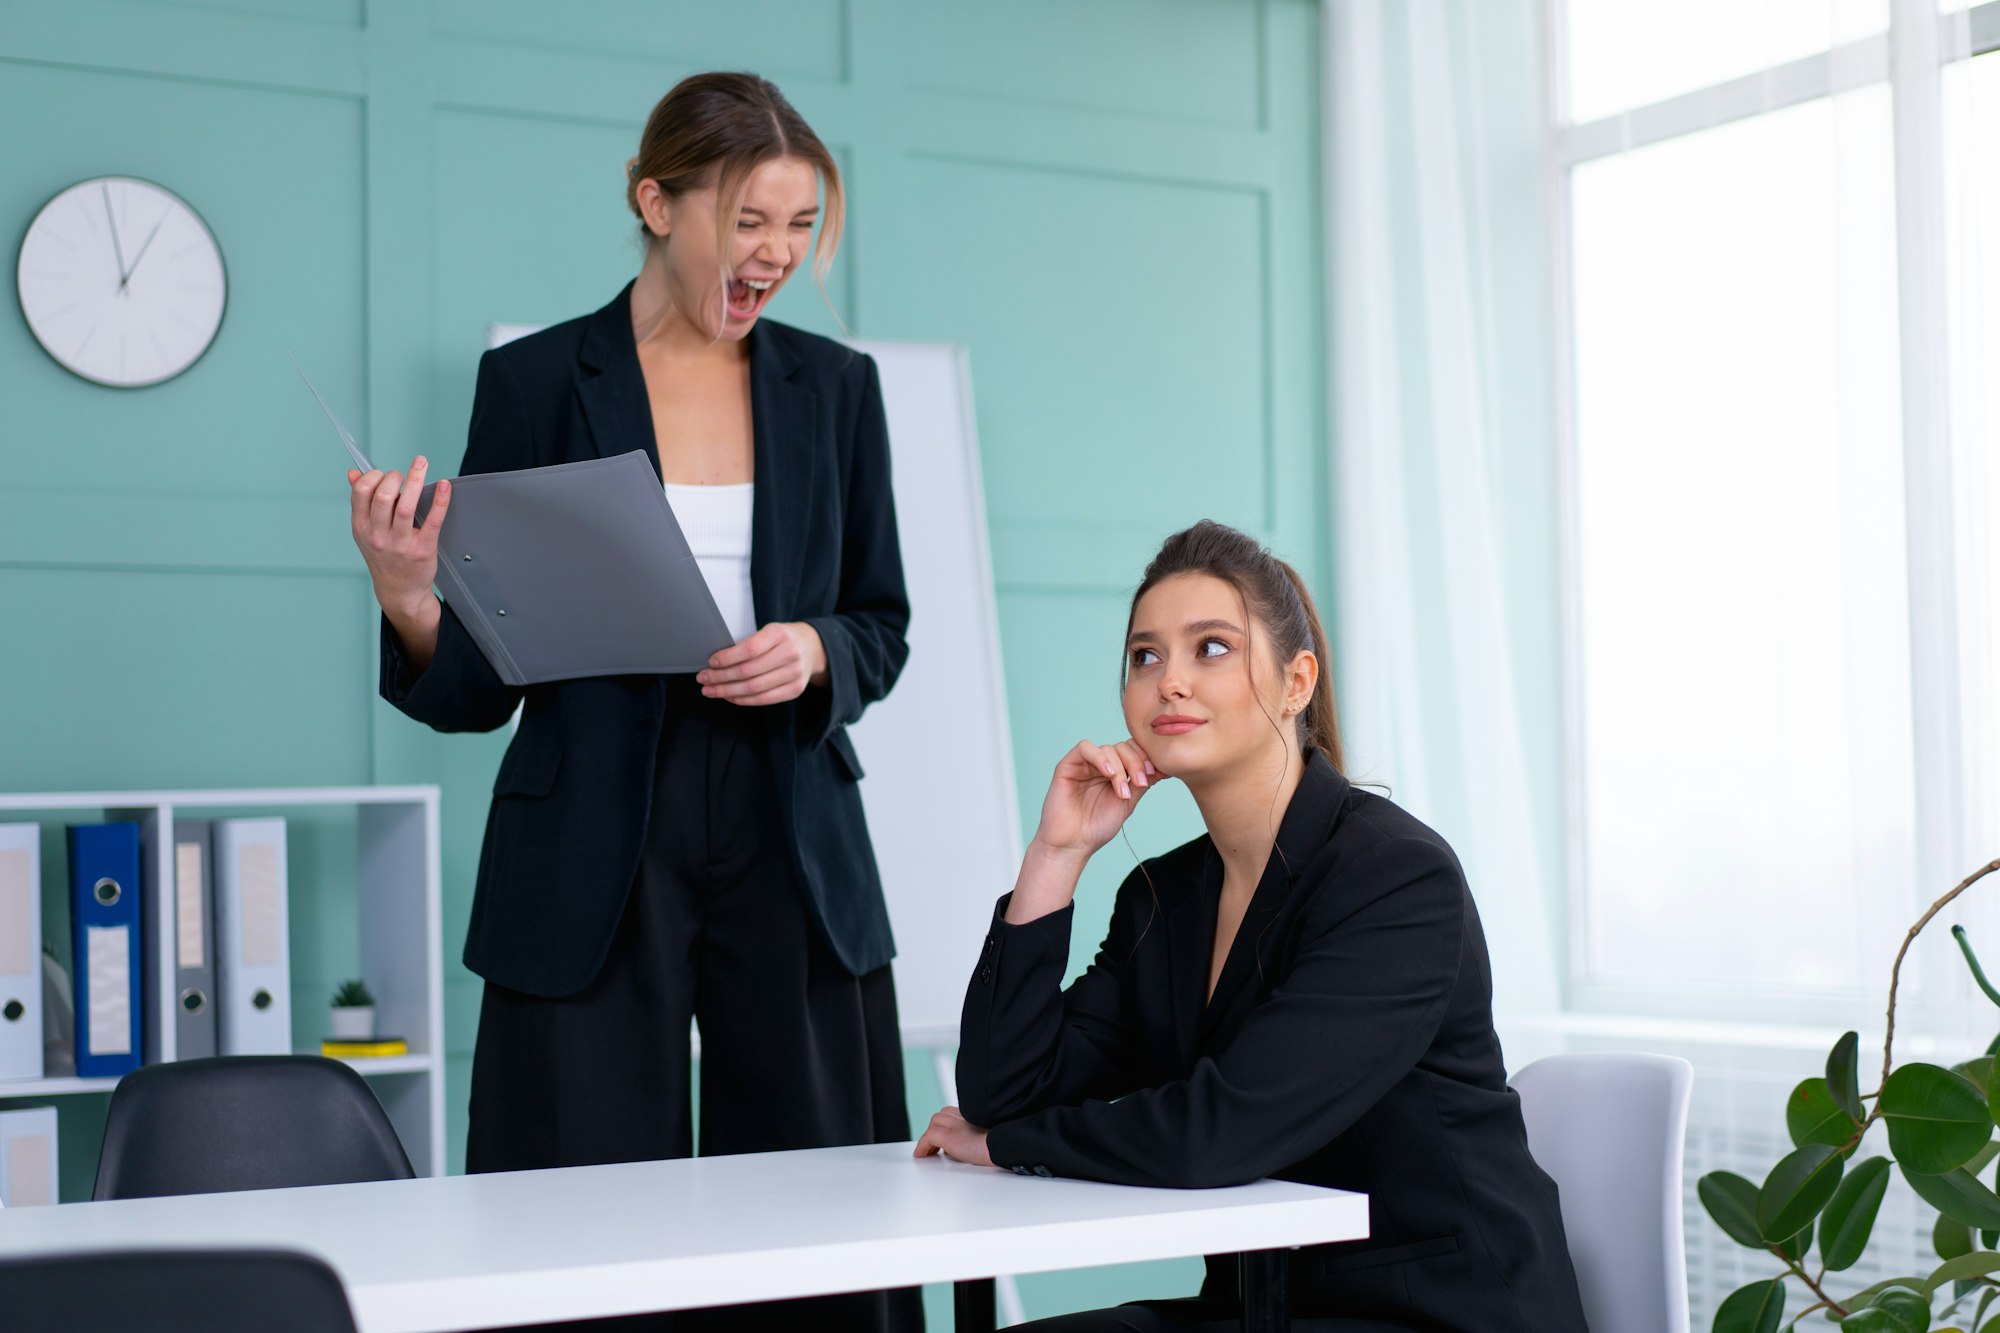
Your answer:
[0,0,1325,1320]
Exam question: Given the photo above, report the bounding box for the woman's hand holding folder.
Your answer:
[350,456,453,674]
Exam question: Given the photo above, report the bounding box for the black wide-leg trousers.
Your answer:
[467,674,923,1332]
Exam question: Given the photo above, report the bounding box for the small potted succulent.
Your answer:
[329,978,376,1041]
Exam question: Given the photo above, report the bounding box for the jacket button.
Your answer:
[979,965,994,984]
[982,937,996,956]
[1033,1165,1053,1177]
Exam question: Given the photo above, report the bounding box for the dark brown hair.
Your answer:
[625,72,845,299]
[1122,520,1343,771]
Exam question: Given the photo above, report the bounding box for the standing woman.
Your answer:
[348,72,920,1331]
[917,521,1585,1331]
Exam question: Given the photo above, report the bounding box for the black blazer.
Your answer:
[381,284,910,997]
[957,752,1586,1331]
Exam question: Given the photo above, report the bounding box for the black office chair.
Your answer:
[93,1055,415,1200]
[0,1247,359,1333]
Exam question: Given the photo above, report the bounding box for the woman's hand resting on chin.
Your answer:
[1033,738,1161,858]
[1002,737,1167,927]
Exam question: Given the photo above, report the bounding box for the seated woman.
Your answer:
[915,520,1586,1332]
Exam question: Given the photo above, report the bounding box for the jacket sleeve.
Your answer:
[377,348,532,734]
[956,866,1152,1128]
[799,352,910,748]
[984,838,1466,1189]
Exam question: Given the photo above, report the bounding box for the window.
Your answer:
[1557,2,2000,1017]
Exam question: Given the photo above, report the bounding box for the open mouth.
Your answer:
[726,276,777,320]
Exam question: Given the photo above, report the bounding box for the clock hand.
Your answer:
[120,212,169,291]
[101,183,130,292]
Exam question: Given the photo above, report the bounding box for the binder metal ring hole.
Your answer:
[252,989,273,1010]
[93,877,121,906]
[180,989,207,1015]
[2,999,22,1022]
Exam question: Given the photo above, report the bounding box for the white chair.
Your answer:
[1509,1052,1695,1333]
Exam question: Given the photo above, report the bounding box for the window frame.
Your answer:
[1548,0,2000,1023]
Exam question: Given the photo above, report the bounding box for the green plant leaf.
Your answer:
[1760,1144,1845,1242]
[1955,925,2000,1011]
[1990,1055,2000,1132]
[1866,1288,1934,1332]
[1939,1213,1977,1261]
[1776,1219,1814,1263]
[1968,1141,2000,1176]
[1906,1166,2000,1230]
[1830,1030,1864,1122]
[1823,1158,1895,1272]
[1926,1253,2000,1295]
[1701,1171,1770,1249]
[1712,1278,1785,1333]
[1844,1277,1932,1312]
[1883,1064,1994,1174]
[1793,1077,1863,1154]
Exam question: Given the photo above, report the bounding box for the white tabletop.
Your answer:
[0,1142,1369,1331]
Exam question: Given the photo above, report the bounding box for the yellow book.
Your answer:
[320,1037,409,1058]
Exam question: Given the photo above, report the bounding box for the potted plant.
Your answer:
[329,978,376,1041]
[1701,857,2000,1332]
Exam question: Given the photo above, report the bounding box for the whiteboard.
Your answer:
[482,325,1020,1047]
[844,340,1021,1047]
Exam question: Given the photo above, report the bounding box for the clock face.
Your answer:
[16,176,227,388]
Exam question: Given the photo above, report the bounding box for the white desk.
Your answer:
[0,1142,1368,1331]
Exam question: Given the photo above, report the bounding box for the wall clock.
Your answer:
[16,176,227,388]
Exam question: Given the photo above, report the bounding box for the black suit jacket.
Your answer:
[381,284,909,997]
[957,752,1587,1331]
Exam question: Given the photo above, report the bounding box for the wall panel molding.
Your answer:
[0,0,364,93]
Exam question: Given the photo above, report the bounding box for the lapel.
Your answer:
[746,319,817,626]
[1165,845,1220,1067]
[575,282,660,478]
[572,287,819,623]
[1182,751,1350,1051]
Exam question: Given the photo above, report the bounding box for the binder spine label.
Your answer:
[86,925,133,1056]
[241,843,283,967]
[5,1130,54,1206]
[175,841,205,969]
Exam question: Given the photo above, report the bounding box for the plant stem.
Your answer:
[1774,1249,1848,1319]
[1881,859,2000,1095]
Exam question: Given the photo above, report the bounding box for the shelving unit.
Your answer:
[0,786,445,1179]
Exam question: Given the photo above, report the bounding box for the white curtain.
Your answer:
[1322,0,1564,1018]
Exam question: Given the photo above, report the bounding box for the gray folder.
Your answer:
[427,451,736,683]
[298,359,735,685]
[171,820,217,1061]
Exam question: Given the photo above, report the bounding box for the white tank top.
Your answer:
[662,481,756,645]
